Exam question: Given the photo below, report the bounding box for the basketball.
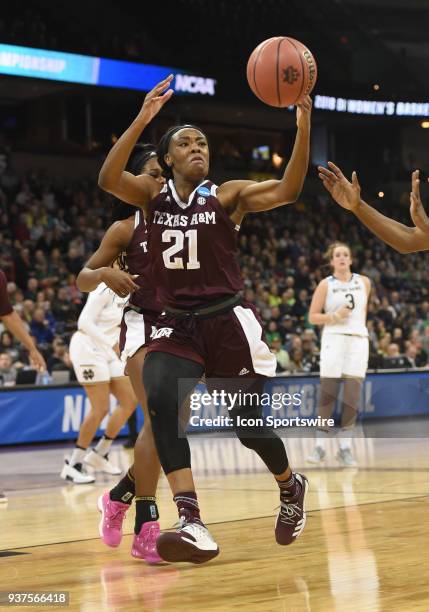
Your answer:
[246,37,317,107]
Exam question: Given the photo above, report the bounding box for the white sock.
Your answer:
[70,447,86,467]
[315,429,329,450]
[95,436,113,457]
[339,438,352,451]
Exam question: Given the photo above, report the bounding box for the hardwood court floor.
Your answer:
[1,435,428,611]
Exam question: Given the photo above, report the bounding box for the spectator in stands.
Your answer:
[0,352,17,386]
[14,247,32,289]
[52,286,78,330]
[65,246,84,275]
[24,278,38,301]
[269,333,290,373]
[287,346,311,374]
[0,330,20,362]
[382,343,409,369]
[392,327,405,352]
[47,337,68,372]
[30,307,54,346]
[404,343,418,369]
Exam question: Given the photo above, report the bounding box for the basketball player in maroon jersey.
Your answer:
[77,145,165,563]
[99,75,312,563]
[319,163,429,253]
[0,269,46,502]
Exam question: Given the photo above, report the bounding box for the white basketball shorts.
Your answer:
[320,333,369,378]
[69,331,125,384]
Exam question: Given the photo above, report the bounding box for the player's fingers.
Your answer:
[300,95,312,110]
[318,166,337,181]
[351,171,361,191]
[153,89,174,105]
[327,161,345,179]
[153,74,174,90]
[320,177,334,192]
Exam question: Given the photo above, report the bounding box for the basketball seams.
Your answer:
[286,37,306,105]
[252,38,272,102]
[276,37,283,107]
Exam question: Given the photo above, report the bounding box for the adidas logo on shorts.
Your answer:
[238,367,250,375]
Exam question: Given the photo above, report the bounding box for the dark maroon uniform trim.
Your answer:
[0,270,13,317]
[146,180,243,309]
[146,301,275,378]
[124,210,162,315]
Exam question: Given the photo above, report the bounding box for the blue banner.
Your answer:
[0,386,143,445]
[0,371,428,445]
[0,44,216,96]
[187,371,429,432]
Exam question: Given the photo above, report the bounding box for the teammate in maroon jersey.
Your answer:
[99,75,312,563]
[0,269,46,502]
[77,144,166,563]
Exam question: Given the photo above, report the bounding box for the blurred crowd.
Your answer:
[1,163,429,386]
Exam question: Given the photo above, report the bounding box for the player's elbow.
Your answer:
[75,272,87,292]
[396,241,414,254]
[308,312,317,325]
[98,170,114,192]
[284,187,302,204]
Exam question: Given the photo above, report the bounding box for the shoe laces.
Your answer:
[174,515,207,539]
[144,523,159,547]
[107,503,127,528]
[279,500,302,525]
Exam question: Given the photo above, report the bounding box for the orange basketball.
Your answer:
[246,37,317,108]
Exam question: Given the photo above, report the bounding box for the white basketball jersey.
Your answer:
[77,283,128,348]
[322,273,368,337]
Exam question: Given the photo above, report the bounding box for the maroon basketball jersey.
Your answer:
[124,210,161,313]
[146,179,243,308]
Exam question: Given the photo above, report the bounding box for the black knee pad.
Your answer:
[228,387,289,475]
[143,352,203,474]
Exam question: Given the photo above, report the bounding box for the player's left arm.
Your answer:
[362,275,372,318]
[362,275,371,299]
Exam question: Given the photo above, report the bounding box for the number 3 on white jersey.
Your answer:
[162,229,200,270]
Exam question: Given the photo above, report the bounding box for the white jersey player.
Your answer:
[308,242,371,466]
[62,283,138,484]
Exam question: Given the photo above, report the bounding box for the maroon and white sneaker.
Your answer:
[156,510,219,564]
[275,473,308,545]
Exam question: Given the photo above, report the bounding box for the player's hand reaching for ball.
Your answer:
[101,268,139,298]
[138,75,174,125]
[318,162,361,212]
[410,170,429,233]
[296,95,312,130]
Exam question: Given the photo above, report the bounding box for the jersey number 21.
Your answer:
[162,229,201,270]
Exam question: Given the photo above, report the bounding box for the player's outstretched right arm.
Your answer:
[318,163,429,254]
[98,75,174,208]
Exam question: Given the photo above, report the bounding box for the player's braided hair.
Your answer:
[110,143,157,270]
[157,124,208,179]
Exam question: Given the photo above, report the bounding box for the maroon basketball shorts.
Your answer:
[146,301,276,378]
[119,306,159,361]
